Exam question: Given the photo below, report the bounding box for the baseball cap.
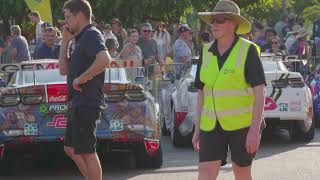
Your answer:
[179,24,192,33]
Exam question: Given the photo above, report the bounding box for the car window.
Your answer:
[10,68,128,86]
[262,60,288,72]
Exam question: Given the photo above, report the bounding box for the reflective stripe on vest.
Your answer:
[199,37,258,131]
[201,106,253,118]
[203,88,254,97]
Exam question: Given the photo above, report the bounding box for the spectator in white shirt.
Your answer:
[29,11,44,46]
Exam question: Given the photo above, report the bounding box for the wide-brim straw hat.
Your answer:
[288,24,302,34]
[296,28,310,39]
[198,0,251,35]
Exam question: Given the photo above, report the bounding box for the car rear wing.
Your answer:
[0,59,143,73]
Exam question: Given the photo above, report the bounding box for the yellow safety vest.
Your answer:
[199,37,259,131]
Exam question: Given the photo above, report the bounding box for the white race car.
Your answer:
[263,54,314,141]
[160,58,198,147]
[160,54,314,146]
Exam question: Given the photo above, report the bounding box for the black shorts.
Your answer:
[64,106,101,154]
[199,121,257,167]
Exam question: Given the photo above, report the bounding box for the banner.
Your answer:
[24,0,53,25]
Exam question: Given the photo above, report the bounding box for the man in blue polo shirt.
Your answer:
[59,0,111,180]
[34,27,60,59]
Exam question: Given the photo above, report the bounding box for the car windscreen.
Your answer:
[11,68,127,86]
[262,59,288,72]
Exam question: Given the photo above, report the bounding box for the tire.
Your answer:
[289,118,315,142]
[0,154,12,176]
[135,143,163,169]
[171,107,191,147]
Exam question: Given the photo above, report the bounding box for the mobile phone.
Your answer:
[65,27,75,35]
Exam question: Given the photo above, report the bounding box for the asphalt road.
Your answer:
[2,129,320,180]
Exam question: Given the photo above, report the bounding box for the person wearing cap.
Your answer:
[111,18,127,51]
[103,23,119,49]
[29,11,44,46]
[172,24,192,76]
[194,1,266,179]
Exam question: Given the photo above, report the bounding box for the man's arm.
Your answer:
[59,41,70,75]
[11,48,17,62]
[250,84,265,132]
[59,27,75,75]
[76,50,111,84]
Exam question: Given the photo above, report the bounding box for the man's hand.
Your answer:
[61,26,75,43]
[73,77,85,92]
[192,130,200,152]
[246,127,260,154]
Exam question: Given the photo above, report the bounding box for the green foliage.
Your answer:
[303,5,320,30]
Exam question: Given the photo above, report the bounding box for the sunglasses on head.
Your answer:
[211,17,230,24]
[143,30,152,33]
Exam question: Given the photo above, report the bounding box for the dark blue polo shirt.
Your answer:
[34,43,60,59]
[67,24,106,109]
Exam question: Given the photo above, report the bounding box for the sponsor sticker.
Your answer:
[110,119,123,131]
[47,84,68,103]
[48,104,68,111]
[24,123,38,136]
[39,104,48,113]
[4,130,24,136]
[264,97,277,110]
[48,95,68,103]
[289,101,302,112]
[47,115,67,128]
[278,103,289,112]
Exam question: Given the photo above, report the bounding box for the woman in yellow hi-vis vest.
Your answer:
[193,1,266,180]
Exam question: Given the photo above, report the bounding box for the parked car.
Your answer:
[160,54,314,147]
[263,54,314,141]
[160,58,198,147]
[0,60,162,173]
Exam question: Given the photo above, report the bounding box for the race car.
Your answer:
[263,54,314,141]
[160,58,198,147]
[160,54,314,147]
[0,60,162,173]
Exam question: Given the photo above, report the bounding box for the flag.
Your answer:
[25,0,53,25]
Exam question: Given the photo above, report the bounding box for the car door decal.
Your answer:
[270,73,290,102]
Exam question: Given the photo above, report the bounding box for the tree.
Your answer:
[0,0,30,37]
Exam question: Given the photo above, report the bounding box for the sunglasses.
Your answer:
[271,41,279,44]
[211,17,230,24]
[143,30,152,33]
